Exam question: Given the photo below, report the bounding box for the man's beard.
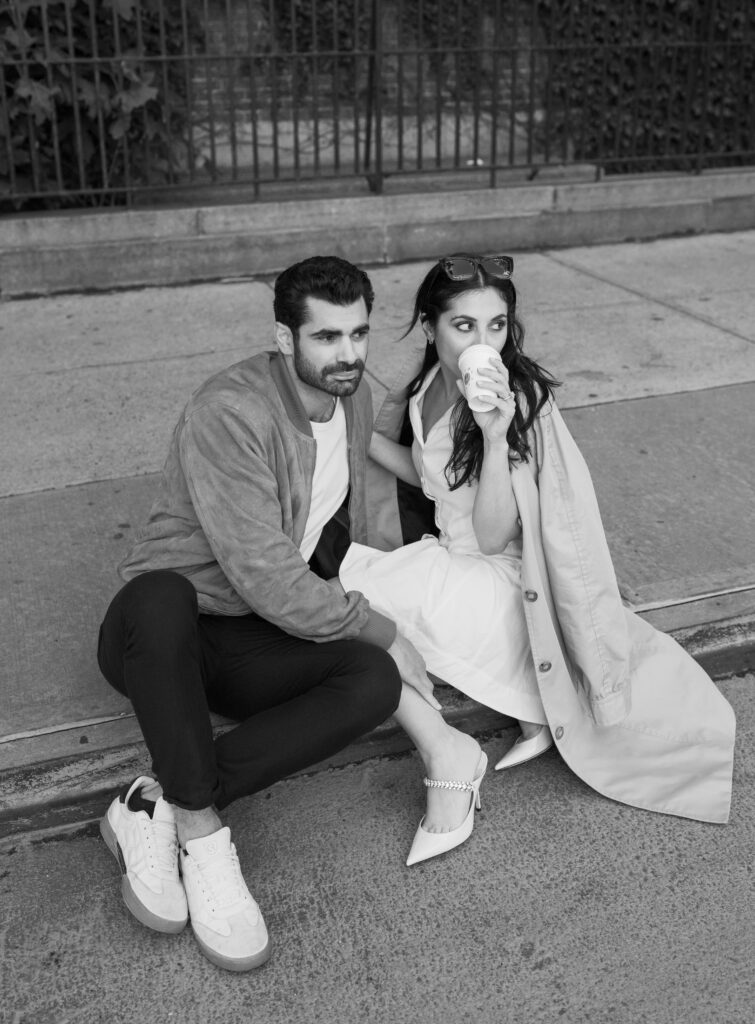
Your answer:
[293,349,366,397]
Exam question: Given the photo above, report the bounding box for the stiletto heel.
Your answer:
[406,752,488,867]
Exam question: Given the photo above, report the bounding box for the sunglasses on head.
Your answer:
[439,255,514,281]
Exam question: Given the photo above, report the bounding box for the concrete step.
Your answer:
[3,169,755,296]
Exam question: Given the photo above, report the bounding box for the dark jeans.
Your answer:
[97,570,401,811]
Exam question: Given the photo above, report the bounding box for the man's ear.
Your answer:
[274,321,295,355]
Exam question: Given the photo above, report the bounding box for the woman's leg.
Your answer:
[392,684,484,833]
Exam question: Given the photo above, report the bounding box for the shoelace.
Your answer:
[141,816,179,877]
[196,846,248,911]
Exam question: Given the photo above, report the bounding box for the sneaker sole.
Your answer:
[192,929,272,972]
[99,815,188,935]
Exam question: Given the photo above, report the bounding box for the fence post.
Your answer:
[363,0,384,193]
[696,0,717,174]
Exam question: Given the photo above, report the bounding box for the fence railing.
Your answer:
[1,0,754,210]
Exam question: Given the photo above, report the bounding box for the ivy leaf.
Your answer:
[3,27,35,54]
[116,80,158,114]
[15,77,60,123]
[119,57,151,85]
[108,113,131,140]
[77,78,103,119]
[31,45,70,67]
[103,0,137,21]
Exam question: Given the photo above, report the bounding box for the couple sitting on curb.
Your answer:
[98,255,735,972]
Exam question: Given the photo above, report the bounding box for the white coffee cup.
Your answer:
[457,345,506,412]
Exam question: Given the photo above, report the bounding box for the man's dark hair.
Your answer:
[273,256,374,337]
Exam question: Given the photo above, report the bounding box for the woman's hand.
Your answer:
[457,362,515,446]
[474,363,516,443]
[462,360,520,554]
[387,631,442,710]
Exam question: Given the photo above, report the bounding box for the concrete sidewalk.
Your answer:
[1,230,754,832]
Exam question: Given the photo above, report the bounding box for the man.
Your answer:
[97,256,437,972]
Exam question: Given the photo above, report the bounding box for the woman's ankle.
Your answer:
[424,728,481,777]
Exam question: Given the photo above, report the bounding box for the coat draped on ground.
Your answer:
[367,345,735,824]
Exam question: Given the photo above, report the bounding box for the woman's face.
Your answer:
[428,287,509,379]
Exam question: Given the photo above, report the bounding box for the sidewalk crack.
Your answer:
[543,252,755,347]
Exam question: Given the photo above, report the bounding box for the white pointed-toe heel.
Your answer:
[406,752,488,867]
[494,726,553,770]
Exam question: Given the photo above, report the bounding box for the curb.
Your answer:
[2,612,752,843]
[0,691,509,843]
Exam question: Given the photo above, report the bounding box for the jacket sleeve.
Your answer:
[178,400,394,645]
[366,340,427,550]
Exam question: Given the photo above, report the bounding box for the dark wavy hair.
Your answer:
[273,255,374,338]
[405,254,560,489]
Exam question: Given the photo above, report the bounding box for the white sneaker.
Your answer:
[181,827,270,972]
[100,776,188,934]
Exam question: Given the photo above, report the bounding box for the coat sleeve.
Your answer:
[535,403,632,726]
[178,400,386,644]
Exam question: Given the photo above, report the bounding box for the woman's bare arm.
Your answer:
[369,431,422,487]
[472,437,520,554]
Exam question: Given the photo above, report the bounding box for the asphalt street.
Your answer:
[2,669,753,1024]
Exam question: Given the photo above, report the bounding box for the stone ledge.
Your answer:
[2,169,754,297]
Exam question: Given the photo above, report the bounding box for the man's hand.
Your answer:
[387,631,442,710]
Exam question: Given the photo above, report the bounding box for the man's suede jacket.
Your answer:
[119,351,396,648]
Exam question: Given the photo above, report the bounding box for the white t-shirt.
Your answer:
[299,399,349,562]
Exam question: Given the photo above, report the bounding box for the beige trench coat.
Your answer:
[368,346,735,824]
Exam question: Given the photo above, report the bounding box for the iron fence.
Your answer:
[1,0,754,209]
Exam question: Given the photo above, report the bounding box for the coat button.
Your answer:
[555,726,564,740]
[538,660,552,672]
[525,590,538,601]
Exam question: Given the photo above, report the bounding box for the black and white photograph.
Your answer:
[1,1,753,1021]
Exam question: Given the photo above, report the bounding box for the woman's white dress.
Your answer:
[339,365,546,724]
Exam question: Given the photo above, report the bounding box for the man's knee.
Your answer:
[99,571,198,677]
[116,570,198,632]
[346,643,402,724]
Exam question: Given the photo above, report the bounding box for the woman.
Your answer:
[340,253,736,866]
